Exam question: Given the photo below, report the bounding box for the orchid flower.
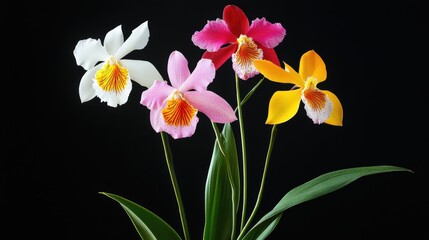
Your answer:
[73,21,162,107]
[191,4,286,80]
[140,50,237,139]
[254,50,343,126]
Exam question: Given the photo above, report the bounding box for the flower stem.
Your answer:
[236,74,248,231]
[237,124,277,239]
[160,132,190,240]
[234,77,265,113]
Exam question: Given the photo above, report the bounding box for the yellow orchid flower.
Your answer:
[253,50,343,126]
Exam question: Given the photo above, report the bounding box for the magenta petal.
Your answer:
[192,19,237,52]
[167,51,191,88]
[140,80,174,110]
[247,18,286,48]
[179,58,215,92]
[184,91,237,123]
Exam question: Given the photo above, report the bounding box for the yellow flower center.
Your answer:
[302,76,325,111]
[235,35,262,67]
[162,91,197,126]
[95,56,129,93]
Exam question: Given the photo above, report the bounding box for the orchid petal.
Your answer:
[223,4,249,36]
[162,116,199,139]
[121,59,163,88]
[323,90,343,126]
[93,77,132,108]
[202,44,237,70]
[192,19,237,52]
[73,38,109,70]
[302,89,333,125]
[150,105,199,139]
[104,25,124,56]
[247,18,286,48]
[167,51,191,88]
[115,21,150,60]
[253,59,302,86]
[185,91,237,123]
[78,64,101,103]
[299,50,327,83]
[266,89,302,125]
[258,45,281,67]
[141,80,175,110]
[149,106,167,134]
[179,59,215,92]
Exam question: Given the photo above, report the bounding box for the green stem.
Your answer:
[236,74,248,231]
[211,122,237,239]
[237,124,277,240]
[160,132,190,240]
[234,77,265,113]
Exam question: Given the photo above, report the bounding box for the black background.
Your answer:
[3,0,428,239]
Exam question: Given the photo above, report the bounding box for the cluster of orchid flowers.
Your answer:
[73,4,342,133]
[73,4,409,240]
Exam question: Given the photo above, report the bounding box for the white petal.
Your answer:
[121,59,163,88]
[302,94,333,124]
[115,21,149,60]
[78,65,101,103]
[73,38,109,70]
[104,25,124,56]
[92,76,132,107]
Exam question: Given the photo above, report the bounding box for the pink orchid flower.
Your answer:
[192,4,286,80]
[140,50,237,139]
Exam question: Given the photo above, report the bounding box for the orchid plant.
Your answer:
[73,4,411,240]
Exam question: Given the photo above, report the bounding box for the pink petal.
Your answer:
[167,51,191,88]
[192,19,237,52]
[140,80,175,110]
[150,106,199,139]
[184,91,237,123]
[247,18,286,48]
[179,58,215,92]
[223,4,249,36]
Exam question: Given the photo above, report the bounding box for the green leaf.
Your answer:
[204,123,240,240]
[242,165,412,240]
[100,192,182,240]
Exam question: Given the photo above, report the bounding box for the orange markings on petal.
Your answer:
[95,57,129,93]
[162,92,197,126]
[303,89,326,111]
[234,35,262,67]
[302,76,326,111]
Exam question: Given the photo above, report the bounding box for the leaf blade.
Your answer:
[242,165,412,240]
[100,192,182,240]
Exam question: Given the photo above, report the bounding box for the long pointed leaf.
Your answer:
[204,123,240,240]
[242,165,412,240]
[100,192,182,240]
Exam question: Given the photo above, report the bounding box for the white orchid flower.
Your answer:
[73,21,163,107]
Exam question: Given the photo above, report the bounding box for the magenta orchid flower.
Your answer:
[191,4,286,80]
[140,50,237,139]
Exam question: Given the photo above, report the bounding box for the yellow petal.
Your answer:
[253,59,302,86]
[266,89,302,124]
[323,90,343,126]
[299,50,327,83]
